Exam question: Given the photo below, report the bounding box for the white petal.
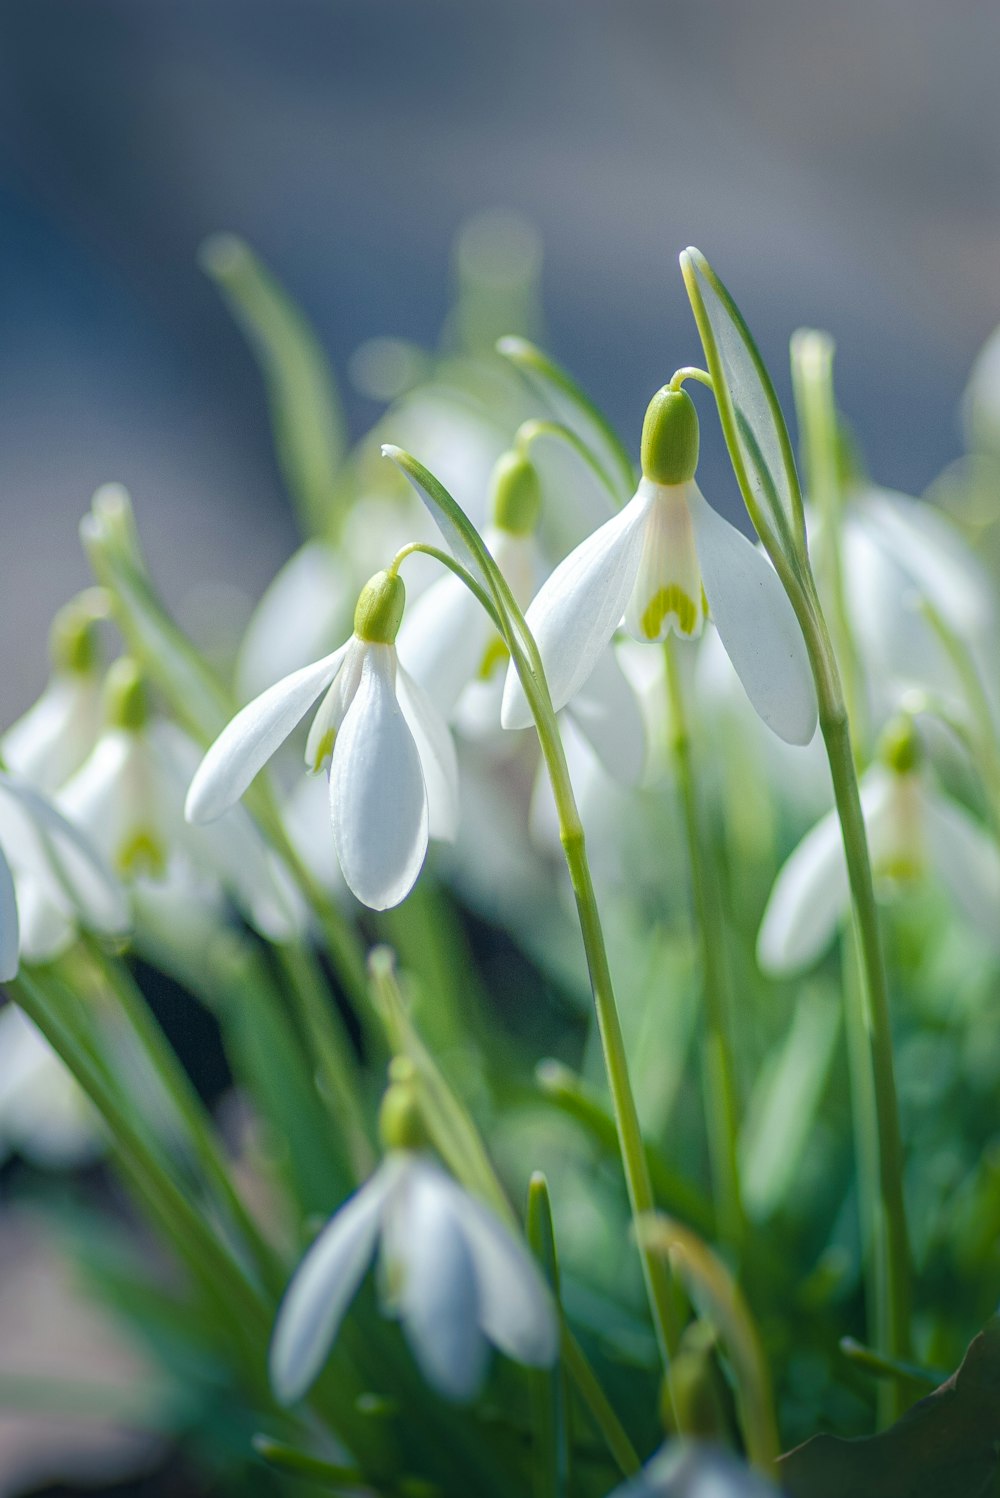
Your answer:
[186,644,349,824]
[0,773,129,940]
[923,792,1000,944]
[269,1163,396,1405]
[566,643,646,785]
[396,667,459,842]
[396,571,491,720]
[447,1181,559,1367]
[2,675,104,793]
[305,637,366,773]
[330,646,428,910]
[688,484,817,745]
[624,486,706,643]
[14,876,76,966]
[501,486,653,729]
[394,1161,488,1401]
[59,730,169,880]
[0,846,19,981]
[757,771,892,975]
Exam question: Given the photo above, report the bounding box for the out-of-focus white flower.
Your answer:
[187,570,457,911]
[757,721,1000,976]
[2,598,107,795]
[59,660,302,942]
[502,388,817,747]
[0,772,129,979]
[270,1151,558,1405]
[0,1005,102,1169]
[608,1443,778,1497]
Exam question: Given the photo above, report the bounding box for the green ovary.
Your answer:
[640,584,698,639]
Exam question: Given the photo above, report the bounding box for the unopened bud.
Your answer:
[354,570,406,645]
[641,387,700,485]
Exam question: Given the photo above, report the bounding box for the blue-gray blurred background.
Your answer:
[3,0,1000,717]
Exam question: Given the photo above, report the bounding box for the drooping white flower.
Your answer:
[757,721,1000,976]
[608,1443,778,1497]
[270,1150,558,1405]
[0,771,129,979]
[186,570,458,911]
[58,660,303,942]
[501,387,817,747]
[0,1005,103,1169]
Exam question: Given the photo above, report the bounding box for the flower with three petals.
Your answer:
[501,387,817,747]
[186,569,458,911]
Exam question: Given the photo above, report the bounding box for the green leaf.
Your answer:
[497,336,636,502]
[680,248,806,568]
[200,233,347,539]
[779,1319,1000,1498]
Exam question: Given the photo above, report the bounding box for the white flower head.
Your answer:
[501,386,817,747]
[758,718,1000,976]
[270,1151,558,1405]
[186,569,458,911]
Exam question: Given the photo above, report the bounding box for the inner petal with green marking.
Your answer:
[625,483,706,643]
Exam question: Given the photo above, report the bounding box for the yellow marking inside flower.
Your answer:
[640,584,697,640]
[477,635,510,681]
[116,829,166,880]
[875,853,923,885]
[310,727,336,772]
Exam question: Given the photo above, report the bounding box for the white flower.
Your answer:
[270,1152,558,1405]
[2,595,106,793]
[0,1005,102,1169]
[58,661,303,943]
[608,1443,778,1497]
[757,746,1000,976]
[0,771,129,979]
[186,570,458,911]
[501,389,817,747]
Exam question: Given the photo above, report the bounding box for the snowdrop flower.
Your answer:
[0,1005,102,1169]
[59,660,302,942]
[270,1075,558,1405]
[502,387,817,746]
[401,448,646,782]
[186,569,458,911]
[758,718,1000,976]
[2,595,106,793]
[0,770,129,978]
[608,1443,778,1497]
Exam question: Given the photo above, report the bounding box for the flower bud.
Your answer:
[104,658,150,732]
[878,715,922,776]
[640,386,700,486]
[490,450,541,536]
[49,599,102,676]
[378,1059,427,1151]
[354,570,406,645]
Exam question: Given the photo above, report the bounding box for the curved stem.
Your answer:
[663,641,746,1256]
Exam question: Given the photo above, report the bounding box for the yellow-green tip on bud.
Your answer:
[49,601,102,676]
[378,1059,427,1152]
[490,449,541,536]
[878,715,922,775]
[640,386,700,485]
[354,569,406,645]
[104,658,150,732]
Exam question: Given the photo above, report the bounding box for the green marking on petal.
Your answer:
[640,585,698,640]
[310,727,336,772]
[116,829,166,880]
[477,635,510,681]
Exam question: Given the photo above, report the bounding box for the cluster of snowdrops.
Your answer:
[2,237,1000,1497]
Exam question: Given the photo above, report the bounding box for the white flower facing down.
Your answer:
[0,771,129,980]
[758,735,1000,976]
[502,388,817,748]
[186,570,458,911]
[270,1151,558,1405]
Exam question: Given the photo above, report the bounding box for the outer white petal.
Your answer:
[393,1161,488,1402]
[2,674,104,793]
[0,773,129,940]
[396,571,491,720]
[688,485,817,746]
[269,1162,398,1404]
[446,1180,559,1367]
[923,791,1000,944]
[396,667,459,842]
[0,846,19,981]
[14,875,75,966]
[501,487,653,729]
[305,637,366,773]
[565,643,646,786]
[757,771,893,975]
[186,644,349,824]
[331,646,428,910]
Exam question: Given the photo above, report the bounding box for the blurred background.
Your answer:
[2,0,999,708]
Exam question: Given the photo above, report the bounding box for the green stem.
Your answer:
[663,641,746,1256]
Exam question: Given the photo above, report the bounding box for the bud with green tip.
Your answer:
[640,386,700,486]
[353,569,406,645]
[490,449,542,536]
[103,658,151,733]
